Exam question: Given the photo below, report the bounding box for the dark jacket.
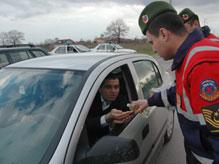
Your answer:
[86,93,129,146]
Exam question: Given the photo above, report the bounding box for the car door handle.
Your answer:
[142,124,149,140]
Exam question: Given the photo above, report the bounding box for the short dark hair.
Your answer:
[148,12,186,37]
[100,73,120,88]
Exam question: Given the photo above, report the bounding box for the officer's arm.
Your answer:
[148,85,176,107]
[188,62,219,163]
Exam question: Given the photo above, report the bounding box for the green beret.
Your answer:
[138,1,177,35]
[179,8,198,23]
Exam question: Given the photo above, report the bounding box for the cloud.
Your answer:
[0,0,219,43]
[1,0,219,19]
[0,0,145,19]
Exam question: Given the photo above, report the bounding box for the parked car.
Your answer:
[0,44,50,68]
[50,44,90,55]
[92,43,137,53]
[0,52,174,164]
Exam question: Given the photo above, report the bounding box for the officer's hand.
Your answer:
[128,99,148,113]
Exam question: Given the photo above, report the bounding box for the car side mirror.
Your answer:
[76,136,139,164]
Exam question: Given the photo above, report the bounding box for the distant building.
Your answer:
[94,37,105,44]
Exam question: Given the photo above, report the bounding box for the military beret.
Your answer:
[179,8,198,23]
[138,1,177,35]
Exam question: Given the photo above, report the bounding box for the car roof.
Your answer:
[0,46,43,51]
[5,52,118,71]
[54,44,82,47]
[6,52,153,71]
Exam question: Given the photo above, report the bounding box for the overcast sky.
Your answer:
[1,0,219,43]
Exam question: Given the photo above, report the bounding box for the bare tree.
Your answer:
[7,30,25,45]
[0,32,9,45]
[104,18,129,43]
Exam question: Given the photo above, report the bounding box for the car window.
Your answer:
[75,65,137,163]
[75,45,90,52]
[106,44,114,51]
[97,44,105,50]
[113,44,123,49]
[67,46,78,53]
[0,68,85,164]
[9,50,30,63]
[55,47,66,54]
[85,65,135,145]
[30,50,48,57]
[0,52,10,68]
[133,60,161,99]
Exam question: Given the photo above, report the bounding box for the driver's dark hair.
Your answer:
[100,73,120,88]
[148,12,186,37]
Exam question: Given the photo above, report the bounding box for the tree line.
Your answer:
[0,30,25,46]
[0,18,145,47]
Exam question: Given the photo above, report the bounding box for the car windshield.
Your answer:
[0,68,85,164]
[75,45,90,52]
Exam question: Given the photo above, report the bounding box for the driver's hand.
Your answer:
[105,109,133,124]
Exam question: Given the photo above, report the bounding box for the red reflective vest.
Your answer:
[176,38,219,121]
[207,33,219,42]
[176,38,219,163]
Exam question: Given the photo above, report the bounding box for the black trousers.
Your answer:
[184,141,201,164]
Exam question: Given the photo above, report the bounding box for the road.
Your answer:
[154,55,186,164]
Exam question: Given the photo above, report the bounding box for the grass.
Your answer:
[120,42,155,55]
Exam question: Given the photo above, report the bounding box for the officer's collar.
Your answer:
[171,28,204,71]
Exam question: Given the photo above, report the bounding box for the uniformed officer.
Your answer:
[134,1,219,164]
[179,8,219,41]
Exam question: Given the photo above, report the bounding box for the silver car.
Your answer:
[92,43,136,53]
[0,52,174,164]
[50,44,90,55]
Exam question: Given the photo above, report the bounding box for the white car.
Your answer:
[92,43,136,53]
[50,44,90,55]
[0,52,174,164]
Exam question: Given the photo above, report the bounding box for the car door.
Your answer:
[54,46,67,54]
[106,44,115,52]
[118,59,165,164]
[69,57,150,163]
[129,59,171,162]
[96,44,106,52]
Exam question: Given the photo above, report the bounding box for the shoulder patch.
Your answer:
[200,79,219,101]
[202,103,219,133]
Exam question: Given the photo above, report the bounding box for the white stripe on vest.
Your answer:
[210,38,219,42]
